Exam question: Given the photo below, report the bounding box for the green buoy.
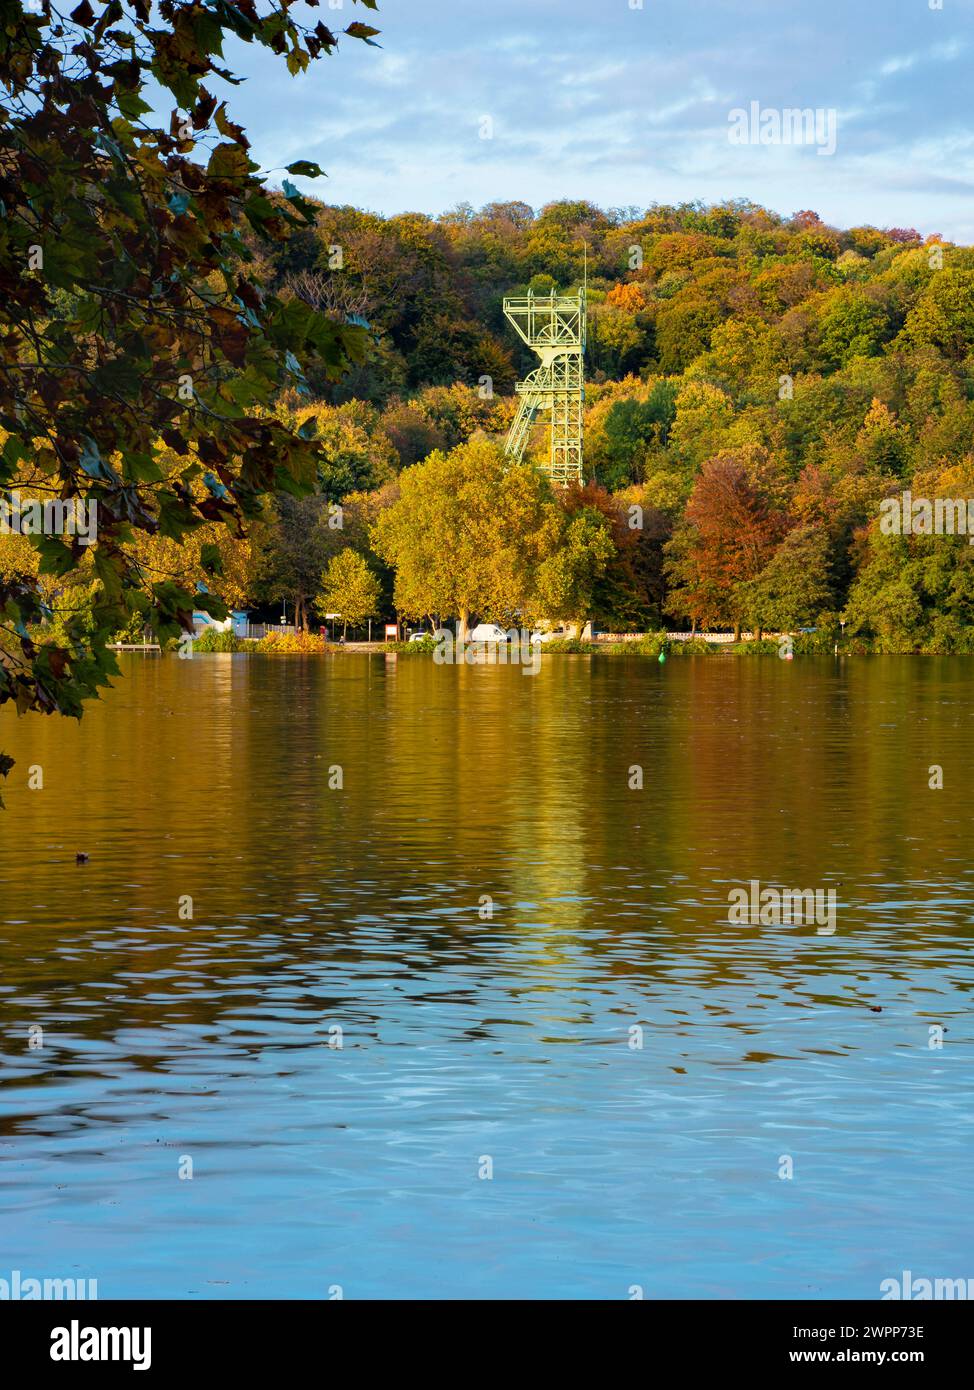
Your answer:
[658,648,667,664]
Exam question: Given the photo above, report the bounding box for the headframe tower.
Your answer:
[502,280,586,485]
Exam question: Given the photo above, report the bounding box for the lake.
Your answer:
[0,652,971,1298]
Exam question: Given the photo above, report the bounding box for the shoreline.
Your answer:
[166,637,974,659]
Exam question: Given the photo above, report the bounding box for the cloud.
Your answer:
[879,35,966,76]
[223,0,973,242]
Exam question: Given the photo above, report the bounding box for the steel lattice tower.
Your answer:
[503,288,586,484]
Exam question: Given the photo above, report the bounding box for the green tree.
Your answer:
[844,535,926,649]
[818,290,892,368]
[319,549,381,638]
[380,399,446,467]
[532,508,615,630]
[736,525,833,632]
[598,398,658,490]
[256,496,332,633]
[903,269,974,359]
[655,296,719,373]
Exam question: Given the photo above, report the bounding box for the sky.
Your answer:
[222,0,974,241]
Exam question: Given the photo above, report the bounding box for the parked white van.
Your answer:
[468,623,511,643]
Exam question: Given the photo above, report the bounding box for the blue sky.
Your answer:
[224,0,973,241]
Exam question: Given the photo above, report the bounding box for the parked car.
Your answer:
[469,623,512,643]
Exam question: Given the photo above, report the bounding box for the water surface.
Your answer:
[0,653,971,1297]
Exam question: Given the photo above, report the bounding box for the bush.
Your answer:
[637,634,713,656]
[392,635,437,654]
[670,637,715,655]
[542,638,598,653]
[793,629,836,655]
[192,627,241,653]
[634,632,668,657]
[599,641,640,654]
[730,638,780,655]
[253,630,328,654]
[729,631,839,655]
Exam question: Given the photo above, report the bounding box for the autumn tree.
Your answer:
[0,0,380,797]
[665,454,785,635]
[380,399,446,467]
[372,438,561,637]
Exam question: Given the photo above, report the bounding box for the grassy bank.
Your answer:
[175,629,974,657]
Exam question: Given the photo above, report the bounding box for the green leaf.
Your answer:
[199,542,224,575]
[1,435,28,482]
[122,452,164,484]
[30,534,77,578]
[116,91,152,120]
[285,160,325,178]
[158,491,204,541]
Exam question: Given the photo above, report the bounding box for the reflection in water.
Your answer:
[0,653,971,1297]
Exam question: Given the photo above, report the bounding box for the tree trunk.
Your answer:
[733,622,741,642]
[457,608,470,642]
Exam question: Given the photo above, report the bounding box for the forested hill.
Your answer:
[262,198,972,416]
[7,199,973,651]
[246,197,974,647]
